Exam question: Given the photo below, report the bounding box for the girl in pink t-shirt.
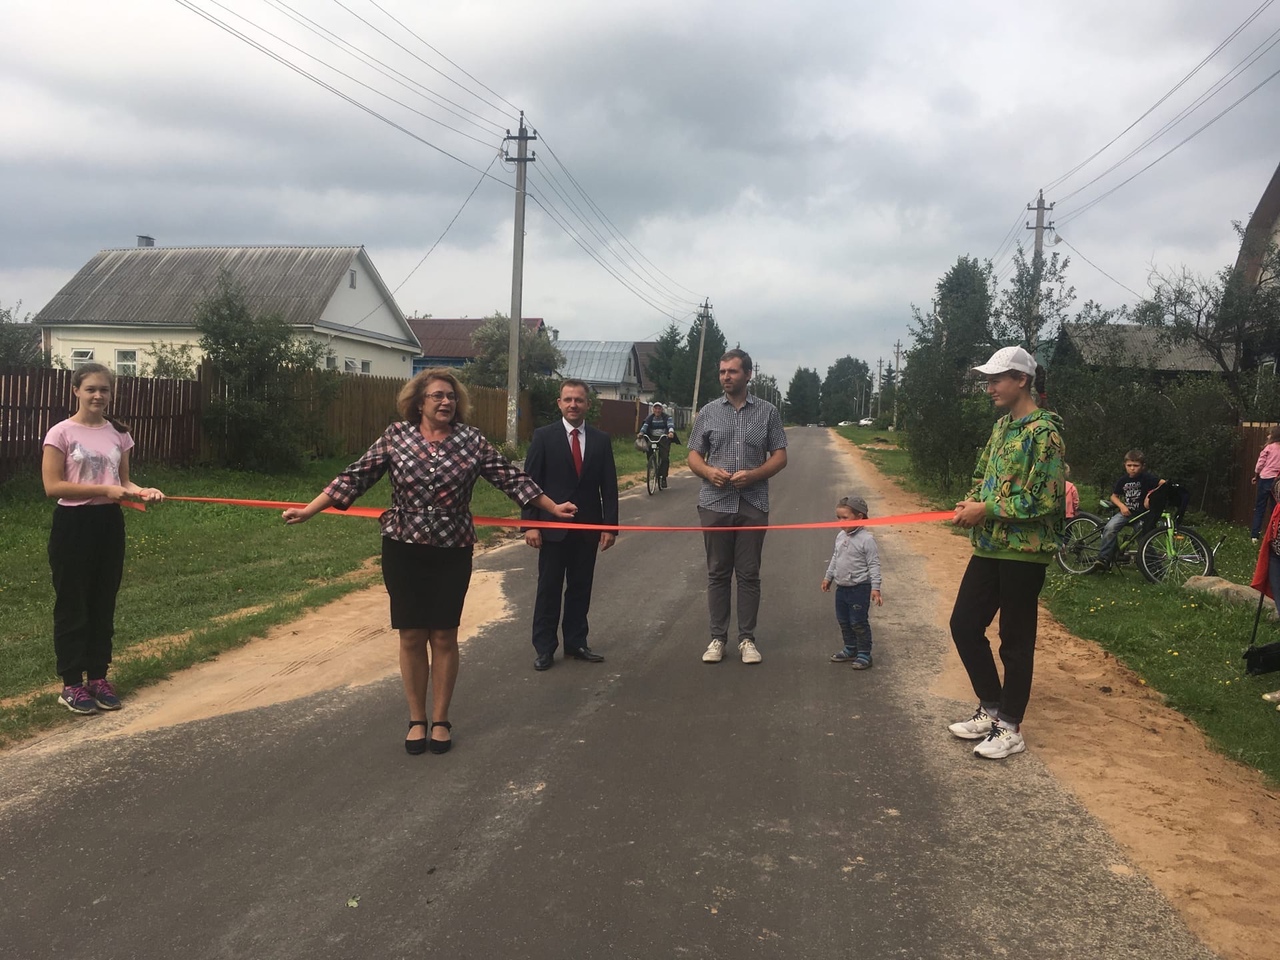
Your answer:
[1252,425,1280,542]
[41,363,164,715]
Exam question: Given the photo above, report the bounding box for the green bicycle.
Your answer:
[1056,481,1215,585]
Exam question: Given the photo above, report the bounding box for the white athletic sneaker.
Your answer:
[973,724,1026,759]
[739,639,762,664]
[948,707,995,740]
[702,639,726,663]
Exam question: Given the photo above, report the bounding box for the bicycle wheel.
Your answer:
[646,453,658,495]
[1137,525,1214,585]
[1057,515,1102,574]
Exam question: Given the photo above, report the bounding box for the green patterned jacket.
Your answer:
[964,408,1066,564]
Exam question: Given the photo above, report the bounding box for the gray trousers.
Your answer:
[699,500,768,641]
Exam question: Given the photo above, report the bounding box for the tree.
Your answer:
[820,355,869,423]
[645,322,684,400]
[675,314,728,408]
[785,367,821,424]
[0,301,46,366]
[897,256,1006,491]
[465,313,564,389]
[993,244,1075,355]
[877,362,898,420]
[141,341,198,379]
[936,255,996,363]
[1139,226,1280,406]
[197,271,338,471]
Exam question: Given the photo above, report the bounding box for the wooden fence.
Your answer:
[0,363,532,479]
[0,366,201,478]
[1233,422,1278,525]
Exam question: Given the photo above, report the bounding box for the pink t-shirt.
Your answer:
[1256,442,1280,480]
[1065,480,1079,518]
[43,419,135,506]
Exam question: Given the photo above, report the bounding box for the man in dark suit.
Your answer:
[522,379,619,671]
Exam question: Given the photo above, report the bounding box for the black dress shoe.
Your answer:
[534,653,555,671]
[566,647,604,662]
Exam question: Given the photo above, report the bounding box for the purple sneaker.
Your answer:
[59,684,99,715]
[87,678,122,711]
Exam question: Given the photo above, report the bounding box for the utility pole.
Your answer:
[690,299,711,412]
[1025,190,1054,356]
[503,113,536,450]
[892,339,902,429]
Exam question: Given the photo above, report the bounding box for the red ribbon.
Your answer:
[165,495,953,532]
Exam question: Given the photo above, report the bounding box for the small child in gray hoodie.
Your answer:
[820,495,883,669]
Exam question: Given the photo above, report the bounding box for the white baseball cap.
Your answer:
[973,345,1037,377]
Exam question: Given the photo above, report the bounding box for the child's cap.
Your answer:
[838,495,869,516]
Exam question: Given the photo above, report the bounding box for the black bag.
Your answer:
[1243,589,1280,675]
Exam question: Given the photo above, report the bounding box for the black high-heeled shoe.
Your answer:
[405,720,429,755]
[428,720,452,754]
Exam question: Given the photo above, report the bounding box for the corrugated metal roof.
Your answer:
[35,245,363,328]
[1059,322,1228,372]
[557,340,638,384]
[407,317,545,359]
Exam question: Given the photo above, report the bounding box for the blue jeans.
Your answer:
[834,582,873,656]
[1097,512,1128,562]
[1252,478,1276,539]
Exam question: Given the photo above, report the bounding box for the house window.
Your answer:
[115,349,138,377]
[325,355,337,370]
[349,269,357,289]
[344,357,358,374]
[70,348,95,369]
[361,360,372,375]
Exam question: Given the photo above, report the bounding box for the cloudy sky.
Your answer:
[6,0,1280,387]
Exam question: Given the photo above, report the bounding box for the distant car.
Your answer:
[838,420,852,427]
[858,417,874,427]
[817,421,826,427]
[806,423,817,428]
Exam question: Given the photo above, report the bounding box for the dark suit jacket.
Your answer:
[521,421,619,542]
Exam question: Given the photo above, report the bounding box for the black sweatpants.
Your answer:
[948,555,1047,725]
[49,504,125,686]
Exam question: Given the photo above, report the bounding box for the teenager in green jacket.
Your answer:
[947,345,1066,760]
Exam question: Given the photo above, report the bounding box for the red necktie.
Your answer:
[571,428,583,477]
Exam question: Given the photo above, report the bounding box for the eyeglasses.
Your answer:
[425,391,457,402]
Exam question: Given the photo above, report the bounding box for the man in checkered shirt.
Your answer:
[686,348,789,665]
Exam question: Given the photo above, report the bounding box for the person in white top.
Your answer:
[41,363,164,715]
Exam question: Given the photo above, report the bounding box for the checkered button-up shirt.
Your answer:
[324,421,542,547]
[689,393,787,513]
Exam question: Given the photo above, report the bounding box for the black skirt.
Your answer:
[380,537,474,630]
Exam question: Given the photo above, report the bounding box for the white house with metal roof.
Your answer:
[555,340,643,400]
[35,243,420,378]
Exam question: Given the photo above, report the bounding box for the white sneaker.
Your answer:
[702,639,726,663]
[973,724,1026,759]
[739,639,762,664]
[948,707,995,740]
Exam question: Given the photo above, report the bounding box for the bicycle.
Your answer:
[1056,481,1215,585]
[638,434,670,495]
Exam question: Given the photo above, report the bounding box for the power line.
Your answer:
[348,150,505,330]
[1056,22,1280,207]
[525,188,688,321]
[1053,235,1144,299]
[533,129,704,302]
[262,0,509,137]
[527,164,698,313]
[360,0,522,117]
[1057,60,1280,226]
[1043,0,1276,194]
[173,0,507,159]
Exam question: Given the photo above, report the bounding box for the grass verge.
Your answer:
[837,425,1280,783]
[1,437,663,748]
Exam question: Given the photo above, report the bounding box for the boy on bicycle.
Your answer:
[639,401,675,489]
[1097,449,1165,568]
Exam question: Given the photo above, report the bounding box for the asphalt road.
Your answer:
[0,427,1219,960]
